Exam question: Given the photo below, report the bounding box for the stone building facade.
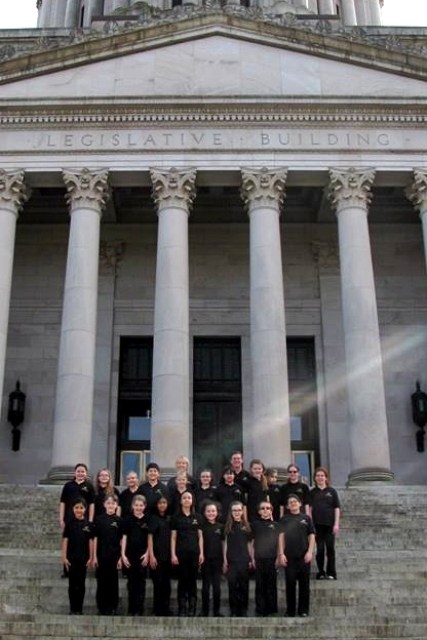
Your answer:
[1,0,427,486]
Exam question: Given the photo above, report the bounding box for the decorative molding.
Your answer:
[0,169,29,213]
[150,167,196,213]
[99,241,125,273]
[405,169,427,214]
[241,167,287,212]
[62,168,109,212]
[328,167,375,212]
[311,241,339,271]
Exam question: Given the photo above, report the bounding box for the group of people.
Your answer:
[59,452,341,618]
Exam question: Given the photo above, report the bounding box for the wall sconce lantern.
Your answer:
[411,381,427,453]
[7,380,26,452]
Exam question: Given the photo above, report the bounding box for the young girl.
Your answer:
[171,491,204,617]
[200,501,224,616]
[214,467,246,523]
[195,469,217,514]
[166,455,197,493]
[148,496,172,616]
[246,459,268,523]
[61,497,93,615]
[223,501,253,617]
[265,468,281,522]
[94,468,120,518]
[251,500,280,616]
[309,466,341,580]
[121,494,150,615]
[168,471,193,515]
[119,471,140,520]
[92,494,122,615]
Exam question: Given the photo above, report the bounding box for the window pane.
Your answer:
[121,452,142,484]
[128,416,151,441]
[291,415,302,441]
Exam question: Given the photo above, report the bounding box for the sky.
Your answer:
[0,0,426,29]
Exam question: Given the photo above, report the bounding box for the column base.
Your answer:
[39,465,76,485]
[346,467,395,486]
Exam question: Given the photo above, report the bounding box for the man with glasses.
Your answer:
[279,464,310,517]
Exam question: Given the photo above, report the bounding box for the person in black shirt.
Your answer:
[278,494,315,617]
[195,469,217,514]
[280,464,310,517]
[119,471,140,520]
[246,459,268,523]
[92,494,122,615]
[230,451,251,495]
[61,497,93,614]
[171,491,204,617]
[223,501,253,617]
[168,471,195,515]
[214,467,246,523]
[200,501,224,617]
[251,501,280,616]
[93,468,120,518]
[138,463,168,515]
[148,496,172,616]
[121,494,150,615]
[265,468,281,522]
[309,466,340,580]
[166,455,197,493]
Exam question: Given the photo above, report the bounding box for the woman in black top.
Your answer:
[148,496,172,616]
[223,501,253,617]
[171,491,204,616]
[92,494,122,615]
[121,494,150,615]
[200,501,224,616]
[94,468,120,518]
[61,497,93,614]
[309,466,341,580]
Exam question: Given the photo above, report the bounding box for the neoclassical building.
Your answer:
[0,0,427,486]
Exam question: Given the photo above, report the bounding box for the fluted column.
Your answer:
[150,168,196,475]
[406,170,427,275]
[64,0,80,27]
[318,0,336,14]
[48,169,109,482]
[84,0,104,25]
[0,170,28,414]
[340,0,357,25]
[369,0,382,25]
[328,168,393,483]
[241,168,291,468]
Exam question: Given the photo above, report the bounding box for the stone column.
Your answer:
[406,170,427,274]
[241,168,291,468]
[112,0,129,10]
[64,0,80,27]
[369,0,382,25]
[48,169,109,482]
[0,170,28,414]
[150,168,196,475]
[328,168,393,484]
[318,0,336,14]
[340,0,357,25]
[85,0,104,25]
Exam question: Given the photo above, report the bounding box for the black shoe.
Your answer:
[316,572,326,580]
[326,574,337,580]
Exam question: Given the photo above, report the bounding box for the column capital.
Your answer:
[0,169,29,215]
[150,167,197,213]
[241,167,287,212]
[405,169,427,215]
[62,168,109,213]
[328,167,375,212]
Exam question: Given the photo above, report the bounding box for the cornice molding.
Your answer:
[0,10,427,86]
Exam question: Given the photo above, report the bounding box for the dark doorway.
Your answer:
[193,338,242,480]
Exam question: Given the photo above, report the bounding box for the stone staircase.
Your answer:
[0,484,426,639]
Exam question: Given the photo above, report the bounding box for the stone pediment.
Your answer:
[0,10,427,103]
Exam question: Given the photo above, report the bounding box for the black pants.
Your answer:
[315,524,336,578]
[96,559,119,614]
[255,558,278,615]
[127,560,147,615]
[284,557,311,616]
[227,561,249,616]
[68,559,87,614]
[151,559,171,615]
[201,558,222,615]
[177,549,199,604]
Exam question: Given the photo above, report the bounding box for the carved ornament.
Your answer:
[328,167,375,212]
[62,168,109,212]
[0,169,29,214]
[150,167,196,212]
[241,167,287,212]
[405,169,427,214]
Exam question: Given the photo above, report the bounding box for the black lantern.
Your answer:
[7,380,26,452]
[411,381,427,453]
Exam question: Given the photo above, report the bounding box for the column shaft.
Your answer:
[329,168,393,483]
[369,0,382,25]
[241,168,291,468]
[64,0,80,27]
[318,0,336,14]
[150,168,196,475]
[0,171,28,414]
[49,169,108,481]
[340,0,357,25]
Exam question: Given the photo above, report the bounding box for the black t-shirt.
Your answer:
[309,486,340,527]
[233,469,251,494]
[266,483,281,521]
[280,481,310,511]
[170,512,202,555]
[122,514,149,561]
[166,474,197,493]
[195,485,218,513]
[168,487,196,516]
[202,521,224,561]
[225,522,252,564]
[148,513,171,562]
[63,517,93,562]
[214,483,246,522]
[251,519,280,559]
[94,486,120,518]
[118,487,139,520]
[93,513,122,562]
[246,476,268,522]
[279,512,315,559]
[60,480,95,522]
[138,481,169,515]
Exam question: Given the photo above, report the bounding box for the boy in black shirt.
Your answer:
[61,497,93,614]
[214,467,246,523]
[92,494,122,615]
